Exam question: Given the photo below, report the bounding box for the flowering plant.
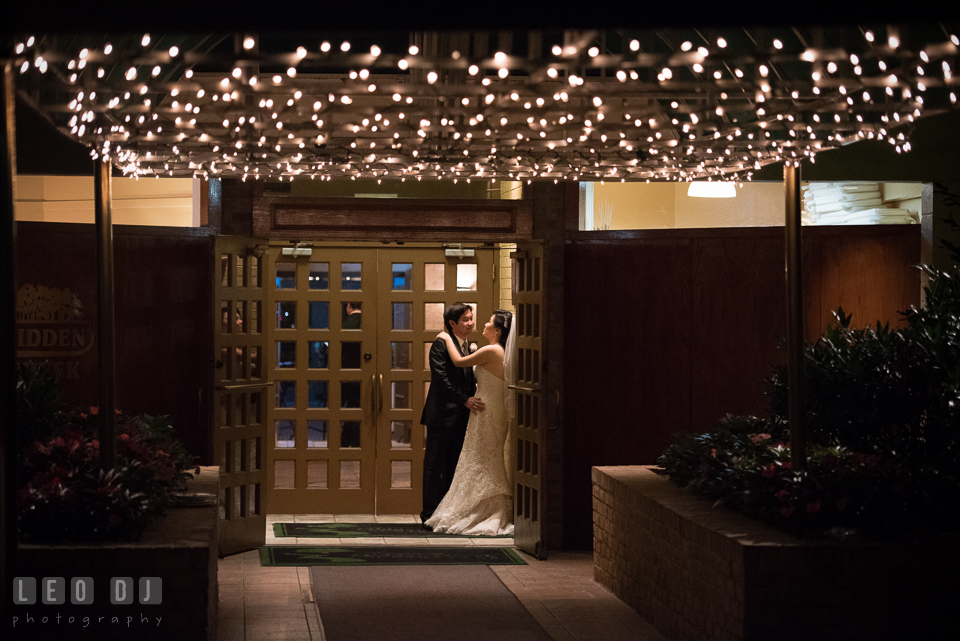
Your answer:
[16,365,198,542]
[659,261,960,540]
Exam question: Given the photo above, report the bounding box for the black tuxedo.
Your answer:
[420,335,476,522]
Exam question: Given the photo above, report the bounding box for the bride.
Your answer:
[424,309,516,536]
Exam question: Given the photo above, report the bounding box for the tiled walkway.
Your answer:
[216,514,668,641]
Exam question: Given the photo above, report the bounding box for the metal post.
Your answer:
[1,60,18,629]
[94,156,117,469]
[784,161,806,472]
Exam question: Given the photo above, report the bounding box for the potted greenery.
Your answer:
[15,362,199,542]
[658,256,960,540]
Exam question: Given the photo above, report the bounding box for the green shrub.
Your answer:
[15,366,198,542]
[15,362,64,448]
[660,261,960,540]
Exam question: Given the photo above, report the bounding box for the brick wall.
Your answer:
[593,466,960,641]
[498,242,516,311]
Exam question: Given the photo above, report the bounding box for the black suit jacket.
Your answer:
[420,336,476,429]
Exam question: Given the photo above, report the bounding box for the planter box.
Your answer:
[592,465,959,641]
[12,467,219,641]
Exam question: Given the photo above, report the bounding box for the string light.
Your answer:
[8,25,955,183]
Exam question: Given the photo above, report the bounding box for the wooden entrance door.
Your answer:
[214,236,269,556]
[263,244,495,515]
[512,241,547,559]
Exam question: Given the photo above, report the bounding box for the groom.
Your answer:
[420,302,485,526]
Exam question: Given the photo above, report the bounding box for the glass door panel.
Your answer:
[374,247,495,514]
[265,246,377,514]
[262,244,495,516]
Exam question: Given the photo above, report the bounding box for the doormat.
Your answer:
[310,566,552,641]
[273,522,514,538]
[259,545,526,566]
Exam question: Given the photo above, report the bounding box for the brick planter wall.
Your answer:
[593,465,959,641]
[12,467,219,641]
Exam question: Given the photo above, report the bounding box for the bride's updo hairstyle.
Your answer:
[492,309,512,347]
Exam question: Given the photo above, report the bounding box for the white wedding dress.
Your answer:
[425,365,514,536]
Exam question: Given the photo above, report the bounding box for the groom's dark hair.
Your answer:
[443,303,474,334]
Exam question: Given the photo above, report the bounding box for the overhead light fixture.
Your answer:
[444,244,475,258]
[687,182,737,198]
[282,242,313,257]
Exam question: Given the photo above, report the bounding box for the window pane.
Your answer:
[391,461,412,489]
[235,255,246,287]
[341,263,362,290]
[220,302,232,334]
[276,301,296,329]
[220,254,230,287]
[250,255,261,288]
[251,393,262,424]
[276,262,296,289]
[392,302,412,330]
[424,303,444,331]
[275,420,295,448]
[424,263,444,290]
[237,301,248,333]
[424,342,432,371]
[391,421,412,449]
[340,421,361,449]
[309,301,329,329]
[250,346,261,378]
[309,262,329,290]
[274,461,294,489]
[457,264,478,291]
[340,460,360,487]
[307,461,328,488]
[275,381,296,408]
[308,380,328,408]
[392,381,411,409]
[341,302,362,329]
[308,341,329,368]
[341,342,361,369]
[307,420,328,448]
[277,341,296,368]
[340,381,361,408]
[392,342,412,369]
[250,301,262,334]
[392,263,413,290]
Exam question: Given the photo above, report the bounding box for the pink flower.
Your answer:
[780,506,795,517]
[806,500,821,514]
[836,497,849,512]
[749,433,772,444]
[774,490,789,499]
[762,464,777,478]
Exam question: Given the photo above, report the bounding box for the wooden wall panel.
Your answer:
[818,228,921,331]
[252,193,533,241]
[689,233,788,434]
[15,223,215,463]
[563,237,692,546]
[563,224,920,549]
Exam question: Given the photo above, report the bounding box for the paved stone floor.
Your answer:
[216,514,668,641]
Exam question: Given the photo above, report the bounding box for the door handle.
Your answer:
[377,374,383,415]
[216,382,272,391]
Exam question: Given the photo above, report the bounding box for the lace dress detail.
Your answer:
[425,365,514,536]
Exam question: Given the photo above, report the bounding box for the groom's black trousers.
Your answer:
[420,422,467,522]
